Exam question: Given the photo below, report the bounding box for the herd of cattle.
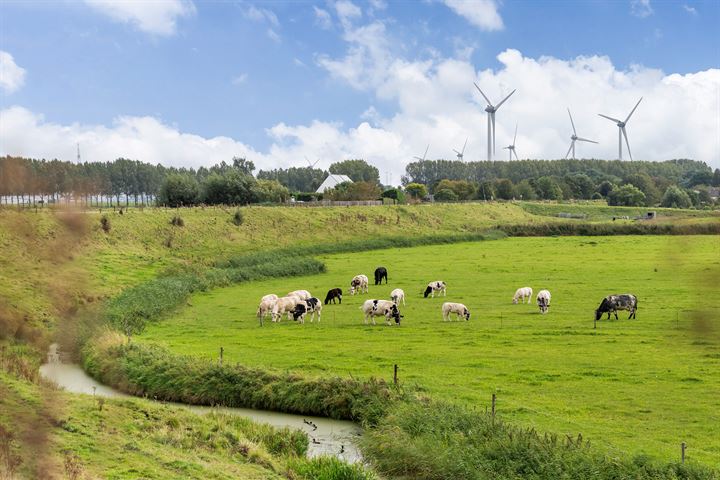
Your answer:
[256,267,638,326]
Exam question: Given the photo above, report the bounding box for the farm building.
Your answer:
[316,174,353,193]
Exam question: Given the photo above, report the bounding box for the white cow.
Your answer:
[256,294,278,320]
[442,302,470,321]
[288,290,312,300]
[512,287,533,304]
[423,281,447,298]
[390,288,405,306]
[350,275,369,295]
[272,296,303,322]
[361,299,402,325]
[536,290,551,314]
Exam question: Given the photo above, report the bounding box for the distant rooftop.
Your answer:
[316,174,353,193]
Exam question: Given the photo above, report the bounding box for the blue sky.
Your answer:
[1,0,719,177]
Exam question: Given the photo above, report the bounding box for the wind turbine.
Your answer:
[304,156,320,168]
[473,83,516,161]
[502,124,519,161]
[413,144,429,161]
[565,109,598,160]
[598,97,642,161]
[453,138,468,161]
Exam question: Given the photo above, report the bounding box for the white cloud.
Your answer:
[232,73,248,85]
[267,28,281,43]
[682,4,697,15]
[313,6,333,30]
[368,0,387,11]
[631,0,654,18]
[293,58,307,67]
[244,5,279,27]
[83,0,195,36]
[335,0,362,28]
[442,0,503,31]
[0,51,26,94]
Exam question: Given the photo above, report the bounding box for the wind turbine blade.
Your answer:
[513,123,518,145]
[513,149,519,161]
[494,89,516,110]
[453,149,461,155]
[423,144,429,160]
[473,82,492,106]
[462,137,468,154]
[413,156,423,161]
[567,108,577,136]
[622,127,633,161]
[565,141,574,159]
[598,113,621,123]
[624,97,643,123]
[576,137,599,144]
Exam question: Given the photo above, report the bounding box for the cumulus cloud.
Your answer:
[83,0,195,36]
[244,5,280,27]
[442,0,503,31]
[682,4,697,15]
[0,51,26,94]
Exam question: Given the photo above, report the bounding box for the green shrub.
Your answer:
[661,186,693,209]
[288,456,378,480]
[232,210,244,226]
[100,215,111,233]
[608,184,646,206]
[170,215,184,227]
[433,188,459,202]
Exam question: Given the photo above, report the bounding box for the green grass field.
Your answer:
[139,235,720,466]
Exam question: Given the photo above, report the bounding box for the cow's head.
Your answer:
[350,280,359,294]
[292,304,306,321]
[463,308,471,321]
[538,298,549,314]
[512,297,519,304]
[594,309,603,321]
[389,304,402,324]
[423,286,432,298]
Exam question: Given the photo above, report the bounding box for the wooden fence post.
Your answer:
[681,442,686,464]
[219,347,224,366]
[393,364,398,386]
[491,393,496,420]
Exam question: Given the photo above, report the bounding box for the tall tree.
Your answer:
[329,159,380,184]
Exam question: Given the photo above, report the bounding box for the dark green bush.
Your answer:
[100,215,111,233]
[170,215,184,227]
[288,456,378,480]
[232,210,244,226]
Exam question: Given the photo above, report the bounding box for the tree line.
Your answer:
[1,155,717,208]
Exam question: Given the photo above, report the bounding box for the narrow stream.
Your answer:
[40,344,362,462]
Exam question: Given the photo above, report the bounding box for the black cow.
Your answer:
[595,294,638,321]
[291,303,307,322]
[374,267,388,285]
[324,288,343,305]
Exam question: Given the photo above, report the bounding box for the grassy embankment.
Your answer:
[0,203,534,478]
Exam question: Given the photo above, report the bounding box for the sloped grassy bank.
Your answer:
[80,231,718,479]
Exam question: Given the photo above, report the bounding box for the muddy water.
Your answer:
[40,344,362,462]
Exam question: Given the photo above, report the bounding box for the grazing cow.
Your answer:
[350,275,369,295]
[423,281,447,298]
[536,290,551,314]
[595,294,637,321]
[512,287,533,304]
[288,290,312,300]
[304,297,323,322]
[256,294,278,320]
[361,299,402,325]
[272,296,303,322]
[442,302,470,321]
[291,303,307,323]
[374,267,388,285]
[324,288,343,305]
[390,288,405,306]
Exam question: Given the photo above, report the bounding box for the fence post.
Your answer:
[500,312,503,329]
[681,442,686,464]
[393,364,398,386]
[491,393,496,420]
[219,347,224,366]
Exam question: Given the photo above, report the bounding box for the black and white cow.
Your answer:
[595,294,637,321]
[374,267,388,285]
[361,299,402,325]
[324,288,343,305]
[304,297,322,322]
[423,281,447,298]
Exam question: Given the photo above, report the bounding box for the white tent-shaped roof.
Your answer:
[316,174,352,193]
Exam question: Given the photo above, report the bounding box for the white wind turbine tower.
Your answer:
[565,109,598,160]
[453,138,467,161]
[413,144,430,161]
[598,97,643,161]
[502,124,519,161]
[473,83,516,161]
